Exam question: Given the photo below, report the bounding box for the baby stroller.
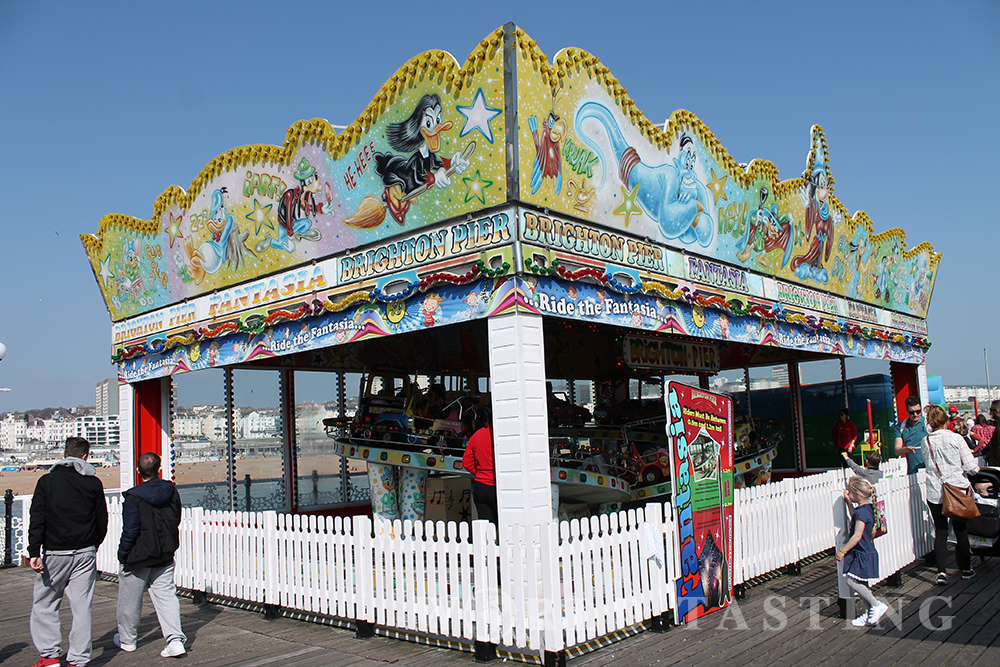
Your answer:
[966,468,1000,557]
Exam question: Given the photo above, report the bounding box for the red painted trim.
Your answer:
[890,362,919,423]
[134,379,163,485]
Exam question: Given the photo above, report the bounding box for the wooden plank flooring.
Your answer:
[0,568,475,666]
[574,554,1000,667]
[2,552,999,666]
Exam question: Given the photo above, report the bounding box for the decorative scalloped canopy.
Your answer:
[81,24,939,325]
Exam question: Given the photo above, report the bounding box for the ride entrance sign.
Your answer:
[666,381,735,623]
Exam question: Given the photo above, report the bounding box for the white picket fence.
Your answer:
[10,459,941,655]
[732,457,934,585]
[91,496,678,653]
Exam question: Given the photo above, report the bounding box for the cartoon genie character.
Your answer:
[575,102,713,247]
[373,94,471,225]
[256,158,327,253]
[185,187,253,284]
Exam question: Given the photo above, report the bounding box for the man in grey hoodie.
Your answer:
[27,437,108,667]
[113,452,187,658]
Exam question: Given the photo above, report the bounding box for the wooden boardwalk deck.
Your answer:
[2,553,999,666]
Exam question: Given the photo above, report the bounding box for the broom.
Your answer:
[345,141,477,229]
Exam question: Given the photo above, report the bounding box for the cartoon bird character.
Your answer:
[346,94,472,228]
[575,102,714,247]
[257,160,328,253]
[528,109,566,194]
[186,187,254,284]
[736,187,793,269]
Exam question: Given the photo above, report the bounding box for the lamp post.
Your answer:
[0,342,8,393]
[987,348,993,403]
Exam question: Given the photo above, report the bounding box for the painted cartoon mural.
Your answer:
[84,25,939,363]
[514,37,939,318]
[82,35,509,322]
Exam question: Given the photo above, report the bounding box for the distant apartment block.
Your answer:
[0,412,119,451]
[95,377,120,417]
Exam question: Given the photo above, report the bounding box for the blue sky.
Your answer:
[0,0,997,411]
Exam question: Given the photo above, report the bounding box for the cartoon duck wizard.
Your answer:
[374,94,470,225]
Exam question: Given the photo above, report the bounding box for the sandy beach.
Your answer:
[1,455,365,497]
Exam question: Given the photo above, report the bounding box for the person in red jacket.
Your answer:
[462,408,497,524]
[946,406,961,432]
[833,409,858,463]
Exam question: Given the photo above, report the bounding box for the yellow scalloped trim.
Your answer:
[81,26,507,264]
[514,28,941,268]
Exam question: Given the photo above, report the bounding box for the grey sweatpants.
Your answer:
[30,547,98,666]
[116,561,186,647]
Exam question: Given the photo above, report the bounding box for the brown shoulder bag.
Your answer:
[927,436,980,521]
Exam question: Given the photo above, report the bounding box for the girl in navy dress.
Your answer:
[837,476,888,626]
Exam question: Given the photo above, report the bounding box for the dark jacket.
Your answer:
[27,462,108,557]
[118,477,181,569]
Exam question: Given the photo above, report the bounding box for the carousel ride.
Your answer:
[324,370,782,517]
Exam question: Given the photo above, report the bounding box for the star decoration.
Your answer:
[706,170,728,205]
[164,212,184,247]
[613,183,642,227]
[245,198,274,236]
[462,170,493,204]
[456,88,502,143]
[98,253,114,285]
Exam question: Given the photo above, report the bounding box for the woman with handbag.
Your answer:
[922,404,980,585]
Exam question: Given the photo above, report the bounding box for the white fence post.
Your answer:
[262,510,277,605]
[190,506,205,594]
[479,520,501,648]
[539,520,562,657]
[354,514,375,637]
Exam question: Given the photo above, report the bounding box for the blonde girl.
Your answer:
[837,476,888,626]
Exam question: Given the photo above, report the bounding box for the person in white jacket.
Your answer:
[922,404,980,585]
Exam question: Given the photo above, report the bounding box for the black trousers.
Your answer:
[471,481,498,524]
[927,501,971,572]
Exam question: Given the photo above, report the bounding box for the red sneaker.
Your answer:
[32,658,60,667]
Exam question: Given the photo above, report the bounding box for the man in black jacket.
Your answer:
[113,452,187,658]
[27,436,108,667]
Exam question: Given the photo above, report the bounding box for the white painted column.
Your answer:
[488,311,552,532]
[118,382,135,491]
[917,362,930,408]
